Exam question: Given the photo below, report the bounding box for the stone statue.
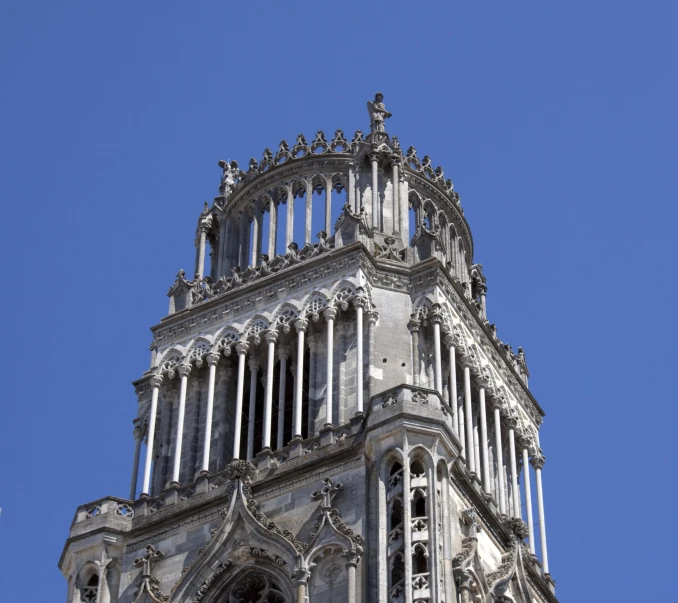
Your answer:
[367,92,392,133]
[218,159,239,197]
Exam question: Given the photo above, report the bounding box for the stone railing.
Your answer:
[73,496,134,525]
[370,384,455,427]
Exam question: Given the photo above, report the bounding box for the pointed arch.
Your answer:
[214,325,245,353]
[156,348,185,373]
[244,314,273,342]
[186,336,214,363]
[271,301,302,331]
[301,290,331,319]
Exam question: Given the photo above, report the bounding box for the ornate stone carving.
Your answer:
[243,483,306,553]
[411,390,429,405]
[132,545,168,602]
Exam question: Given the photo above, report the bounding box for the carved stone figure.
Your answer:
[218,159,240,197]
[367,92,392,133]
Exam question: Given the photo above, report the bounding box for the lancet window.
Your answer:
[409,459,431,603]
[387,461,406,603]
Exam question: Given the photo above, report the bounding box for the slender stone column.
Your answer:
[461,359,475,474]
[171,364,191,485]
[262,331,277,451]
[246,358,260,460]
[367,310,378,399]
[507,418,520,517]
[431,309,443,395]
[200,353,220,474]
[477,382,491,495]
[286,187,294,248]
[492,401,506,515]
[294,570,310,603]
[129,421,143,500]
[194,225,207,279]
[293,320,308,438]
[324,307,337,427]
[370,152,379,229]
[354,298,366,415]
[346,556,358,603]
[305,179,313,245]
[232,344,248,459]
[408,318,421,386]
[399,173,408,241]
[532,453,549,573]
[141,375,162,496]
[444,336,457,434]
[522,445,536,554]
[472,417,481,479]
[458,405,466,459]
[325,177,332,234]
[348,168,356,211]
[337,322,348,423]
[276,346,289,450]
[267,198,277,258]
[391,161,399,234]
[251,210,260,266]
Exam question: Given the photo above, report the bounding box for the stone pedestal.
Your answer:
[256,448,277,471]
[319,425,335,447]
[288,437,304,459]
[195,472,210,494]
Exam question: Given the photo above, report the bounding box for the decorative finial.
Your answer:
[367,92,392,133]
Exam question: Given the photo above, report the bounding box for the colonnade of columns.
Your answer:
[208,175,347,278]
[408,315,551,574]
[203,157,410,279]
[135,301,376,500]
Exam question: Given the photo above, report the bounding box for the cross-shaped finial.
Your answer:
[311,477,343,509]
[133,544,163,577]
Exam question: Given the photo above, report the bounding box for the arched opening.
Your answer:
[410,459,425,478]
[82,574,98,602]
[292,180,308,247]
[390,553,405,587]
[275,188,289,256]
[301,342,311,439]
[331,176,347,236]
[226,571,289,603]
[389,497,404,531]
[411,489,427,518]
[408,199,419,245]
[388,461,404,490]
[413,545,429,575]
[449,225,458,275]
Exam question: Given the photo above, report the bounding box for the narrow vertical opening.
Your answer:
[331,178,346,236]
[391,554,405,586]
[413,546,428,575]
[293,182,307,247]
[260,207,271,262]
[277,197,288,256]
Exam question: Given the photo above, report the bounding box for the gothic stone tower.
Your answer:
[60,95,558,603]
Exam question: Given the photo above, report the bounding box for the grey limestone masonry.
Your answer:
[59,95,557,603]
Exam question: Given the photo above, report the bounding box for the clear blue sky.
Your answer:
[1,2,676,601]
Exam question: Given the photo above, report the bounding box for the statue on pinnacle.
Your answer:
[367,92,392,133]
